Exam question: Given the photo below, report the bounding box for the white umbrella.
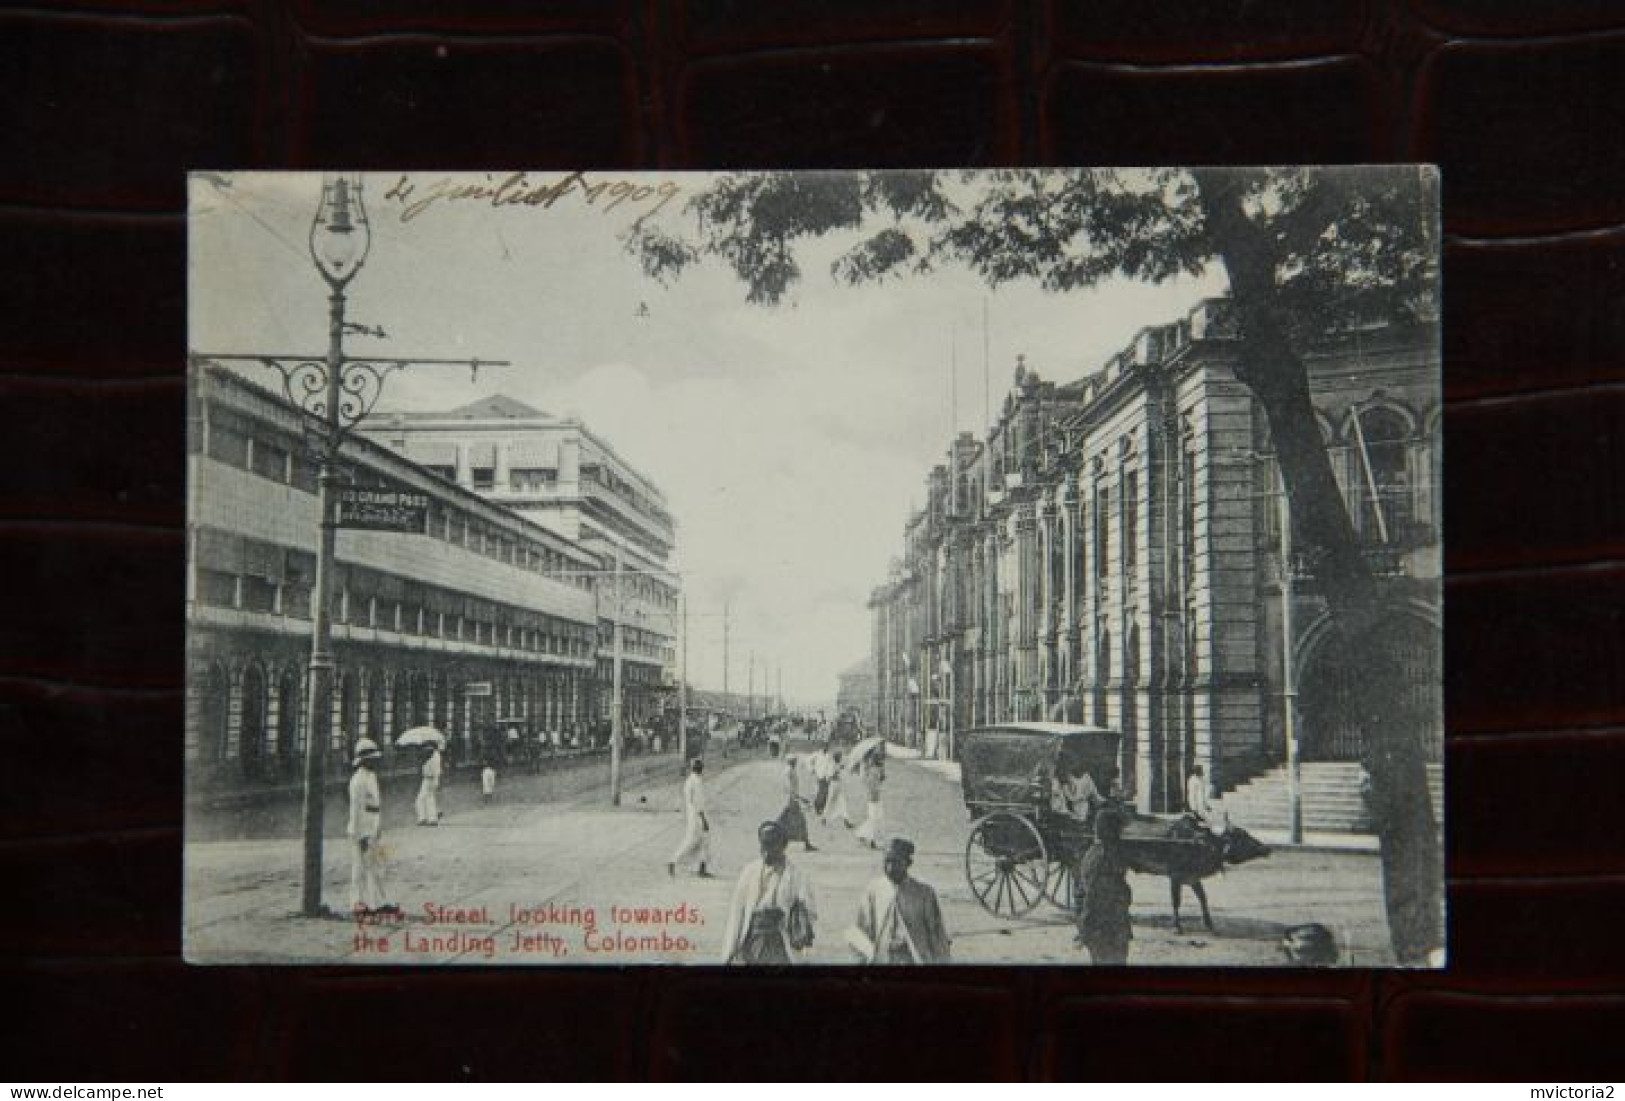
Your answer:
[845,736,886,772]
[396,725,446,749]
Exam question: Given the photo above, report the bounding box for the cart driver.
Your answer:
[1051,761,1103,824]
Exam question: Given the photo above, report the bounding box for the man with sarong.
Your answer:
[849,838,951,964]
[822,749,852,828]
[854,754,886,850]
[776,756,817,852]
[668,758,714,878]
[810,745,834,816]
[721,821,819,964]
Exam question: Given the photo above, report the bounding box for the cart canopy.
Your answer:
[960,722,1120,812]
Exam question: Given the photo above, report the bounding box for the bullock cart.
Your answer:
[959,722,1212,920]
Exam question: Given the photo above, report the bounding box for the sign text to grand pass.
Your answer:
[337,488,429,532]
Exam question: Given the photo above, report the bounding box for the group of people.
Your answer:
[719,821,952,966]
[667,746,950,965]
[1050,762,1236,966]
[343,735,495,915]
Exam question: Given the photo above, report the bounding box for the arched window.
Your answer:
[367,674,387,740]
[434,673,450,729]
[277,667,302,776]
[338,670,360,747]
[1351,406,1413,543]
[411,673,430,727]
[201,664,229,764]
[239,666,268,780]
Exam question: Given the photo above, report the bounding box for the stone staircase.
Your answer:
[1221,761,1444,835]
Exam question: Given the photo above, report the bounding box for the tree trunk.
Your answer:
[1197,176,1444,964]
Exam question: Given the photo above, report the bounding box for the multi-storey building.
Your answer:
[186,367,602,792]
[363,395,680,728]
[870,299,1442,823]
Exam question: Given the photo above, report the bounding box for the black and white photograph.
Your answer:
[184,167,1443,968]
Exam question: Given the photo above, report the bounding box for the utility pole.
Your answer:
[748,651,755,719]
[678,588,688,767]
[610,542,624,806]
[722,599,730,706]
[1280,485,1303,844]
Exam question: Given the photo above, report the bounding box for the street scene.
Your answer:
[185,727,1392,966]
[185,169,1443,966]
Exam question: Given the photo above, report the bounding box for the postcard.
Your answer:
[185,167,1443,966]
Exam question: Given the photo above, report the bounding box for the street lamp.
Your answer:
[192,174,506,917]
[292,174,371,918]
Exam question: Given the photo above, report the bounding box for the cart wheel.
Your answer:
[965,812,1048,919]
[1046,859,1077,912]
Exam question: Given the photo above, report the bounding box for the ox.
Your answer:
[1120,819,1271,934]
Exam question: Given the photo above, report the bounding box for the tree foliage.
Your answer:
[631,167,1437,345]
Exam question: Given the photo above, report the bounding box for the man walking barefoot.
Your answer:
[668,758,714,879]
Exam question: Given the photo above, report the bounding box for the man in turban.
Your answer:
[720,821,819,965]
[849,838,951,964]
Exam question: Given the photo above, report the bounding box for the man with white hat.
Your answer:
[347,738,392,915]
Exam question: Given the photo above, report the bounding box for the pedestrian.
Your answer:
[849,837,951,964]
[347,738,393,916]
[776,756,817,852]
[721,821,818,965]
[822,749,853,828]
[1185,764,1213,829]
[1074,808,1133,966]
[481,757,497,802]
[415,741,443,826]
[668,758,714,878]
[854,753,887,850]
[811,744,834,817]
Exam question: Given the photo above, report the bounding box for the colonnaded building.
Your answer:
[362,394,681,730]
[868,299,1442,833]
[185,366,677,795]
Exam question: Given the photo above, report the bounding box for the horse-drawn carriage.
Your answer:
[960,722,1268,927]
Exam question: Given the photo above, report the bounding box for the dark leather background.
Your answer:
[2,0,1623,1081]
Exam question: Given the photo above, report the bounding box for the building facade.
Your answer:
[363,396,680,729]
[187,367,607,793]
[870,300,1442,816]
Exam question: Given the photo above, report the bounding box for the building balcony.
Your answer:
[1273,543,1422,584]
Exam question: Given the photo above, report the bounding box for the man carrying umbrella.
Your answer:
[347,738,393,916]
[418,741,443,826]
[398,726,444,827]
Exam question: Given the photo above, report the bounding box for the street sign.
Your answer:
[465,682,494,697]
[337,487,429,532]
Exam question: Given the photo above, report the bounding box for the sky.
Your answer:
[190,171,1226,709]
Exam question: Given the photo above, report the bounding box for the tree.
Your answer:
[630,167,1443,964]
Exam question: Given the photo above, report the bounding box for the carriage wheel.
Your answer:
[965,812,1048,919]
[1046,859,1076,912]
